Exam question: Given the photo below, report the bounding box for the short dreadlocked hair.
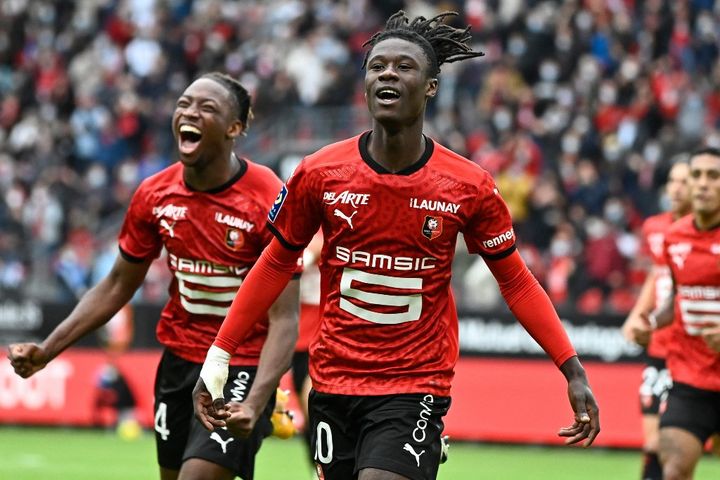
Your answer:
[362,10,484,78]
[201,72,253,129]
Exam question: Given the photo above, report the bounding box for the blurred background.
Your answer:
[4,0,720,312]
[1,0,720,477]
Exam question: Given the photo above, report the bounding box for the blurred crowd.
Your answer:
[1,0,719,315]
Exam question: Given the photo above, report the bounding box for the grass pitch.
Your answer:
[1,427,719,479]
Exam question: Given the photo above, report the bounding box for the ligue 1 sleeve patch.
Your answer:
[422,215,443,240]
[268,184,288,223]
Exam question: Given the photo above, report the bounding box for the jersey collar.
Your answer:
[359,130,434,175]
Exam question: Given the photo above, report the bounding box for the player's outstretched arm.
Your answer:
[557,356,600,447]
[7,255,150,378]
[225,278,300,438]
[486,249,600,447]
[194,238,302,430]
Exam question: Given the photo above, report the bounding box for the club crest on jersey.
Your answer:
[668,242,692,269]
[225,228,244,251]
[422,215,442,240]
[268,185,288,223]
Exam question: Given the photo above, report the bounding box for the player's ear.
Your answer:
[226,120,245,139]
[426,77,438,98]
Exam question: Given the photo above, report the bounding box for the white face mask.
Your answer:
[551,239,572,257]
[492,109,513,131]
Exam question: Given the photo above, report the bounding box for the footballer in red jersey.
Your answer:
[8,73,300,480]
[652,148,720,480]
[621,161,690,480]
[194,11,599,480]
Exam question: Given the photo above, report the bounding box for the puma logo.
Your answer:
[160,219,175,238]
[333,209,357,229]
[403,443,425,467]
[210,431,234,454]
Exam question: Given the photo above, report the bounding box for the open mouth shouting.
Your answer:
[375,87,401,105]
[178,124,203,155]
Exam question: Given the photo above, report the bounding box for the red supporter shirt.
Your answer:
[118,159,284,365]
[640,212,676,358]
[663,215,720,392]
[267,132,515,396]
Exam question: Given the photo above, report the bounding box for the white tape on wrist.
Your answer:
[199,345,231,401]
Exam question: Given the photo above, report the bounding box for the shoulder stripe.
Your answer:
[481,244,517,261]
[266,222,306,251]
[119,246,150,264]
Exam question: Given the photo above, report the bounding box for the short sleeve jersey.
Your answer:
[639,212,676,358]
[119,159,283,365]
[663,215,720,392]
[267,132,515,396]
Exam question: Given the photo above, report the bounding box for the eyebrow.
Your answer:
[178,94,221,105]
[367,53,421,64]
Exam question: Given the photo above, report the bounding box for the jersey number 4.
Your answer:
[339,268,423,324]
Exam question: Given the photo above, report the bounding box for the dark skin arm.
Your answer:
[7,255,151,378]
[193,278,300,435]
[557,356,601,447]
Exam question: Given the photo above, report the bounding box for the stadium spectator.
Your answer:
[194,11,599,480]
[3,1,720,312]
[621,160,691,480]
[647,148,720,480]
[8,72,300,480]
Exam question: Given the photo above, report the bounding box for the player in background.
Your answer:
[648,147,720,480]
[622,160,691,480]
[193,11,600,480]
[7,72,300,480]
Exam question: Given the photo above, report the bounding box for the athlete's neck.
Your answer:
[694,209,720,230]
[367,124,426,173]
[184,151,241,191]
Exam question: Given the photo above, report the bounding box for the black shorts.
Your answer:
[153,349,274,479]
[639,356,672,415]
[309,390,451,480]
[291,350,310,394]
[659,382,720,444]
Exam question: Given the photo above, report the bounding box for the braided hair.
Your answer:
[201,72,254,129]
[362,10,484,77]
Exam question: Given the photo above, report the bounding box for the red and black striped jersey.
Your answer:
[268,132,514,396]
[663,214,720,391]
[119,159,284,365]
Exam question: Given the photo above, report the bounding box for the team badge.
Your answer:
[268,185,288,223]
[422,215,442,240]
[225,228,244,251]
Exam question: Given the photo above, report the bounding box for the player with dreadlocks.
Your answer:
[193,11,600,480]
[9,71,301,480]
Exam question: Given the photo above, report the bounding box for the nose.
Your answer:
[378,65,399,81]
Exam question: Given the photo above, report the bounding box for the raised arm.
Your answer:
[8,254,151,378]
[485,249,600,447]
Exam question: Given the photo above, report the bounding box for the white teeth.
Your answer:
[378,88,400,98]
[180,125,201,134]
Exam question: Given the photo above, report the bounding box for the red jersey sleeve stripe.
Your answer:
[118,246,151,264]
[481,244,517,260]
[266,222,307,251]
